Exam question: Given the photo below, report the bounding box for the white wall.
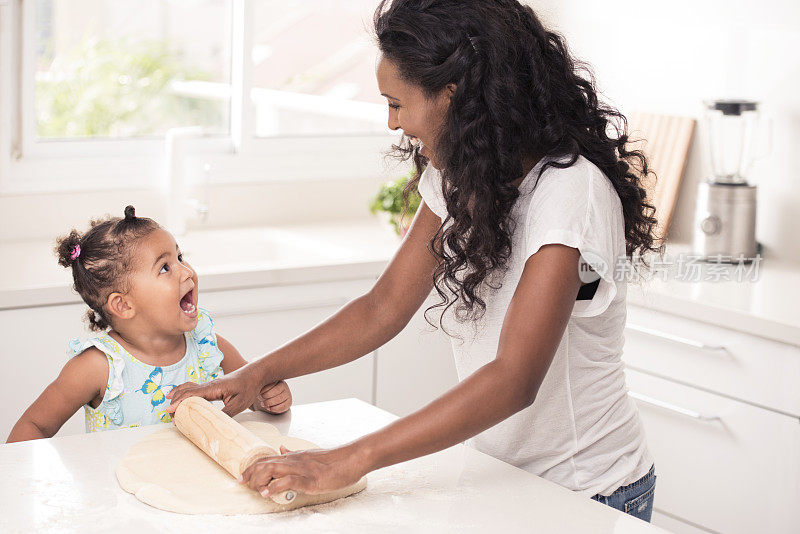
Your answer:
[529,0,800,262]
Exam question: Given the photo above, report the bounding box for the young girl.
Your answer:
[169,0,661,523]
[7,206,292,442]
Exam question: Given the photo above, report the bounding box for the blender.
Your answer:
[692,99,763,263]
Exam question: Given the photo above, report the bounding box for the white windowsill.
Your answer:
[1,133,402,195]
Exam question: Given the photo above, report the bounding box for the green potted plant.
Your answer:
[369,169,421,237]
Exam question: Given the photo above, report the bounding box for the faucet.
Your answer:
[164,127,210,236]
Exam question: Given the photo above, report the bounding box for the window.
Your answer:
[250,0,385,137]
[34,0,231,140]
[0,0,395,192]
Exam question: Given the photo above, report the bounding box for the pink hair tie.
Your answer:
[70,245,81,260]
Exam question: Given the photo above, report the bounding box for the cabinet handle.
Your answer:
[625,323,728,353]
[212,297,350,319]
[628,391,721,422]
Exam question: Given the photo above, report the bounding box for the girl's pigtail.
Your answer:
[85,308,109,332]
[55,230,83,268]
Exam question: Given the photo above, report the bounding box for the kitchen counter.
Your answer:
[0,398,665,533]
[1,219,798,345]
[627,242,800,346]
[0,221,400,310]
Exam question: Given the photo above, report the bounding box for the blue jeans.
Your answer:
[591,464,656,522]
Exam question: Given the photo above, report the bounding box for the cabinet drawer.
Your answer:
[627,369,800,534]
[624,305,800,417]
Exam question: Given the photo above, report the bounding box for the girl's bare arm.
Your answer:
[6,348,108,443]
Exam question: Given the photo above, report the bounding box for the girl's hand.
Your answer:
[167,364,263,417]
[253,381,292,414]
[241,444,367,498]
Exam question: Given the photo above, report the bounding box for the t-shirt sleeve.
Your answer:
[417,163,448,221]
[524,163,625,318]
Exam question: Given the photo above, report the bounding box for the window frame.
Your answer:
[0,0,397,195]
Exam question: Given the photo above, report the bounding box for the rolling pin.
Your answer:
[173,396,296,504]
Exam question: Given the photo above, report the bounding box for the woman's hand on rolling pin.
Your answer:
[252,381,293,414]
[240,445,366,499]
[166,365,263,417]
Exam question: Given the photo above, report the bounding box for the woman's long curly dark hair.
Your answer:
[374,0,662,325]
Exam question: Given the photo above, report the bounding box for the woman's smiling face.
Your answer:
[376,56,453,166]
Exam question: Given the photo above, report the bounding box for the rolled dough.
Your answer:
[116,421,367,514]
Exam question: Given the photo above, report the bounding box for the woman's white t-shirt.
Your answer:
[417,155,653,497]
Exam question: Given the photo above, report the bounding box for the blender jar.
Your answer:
[703,100,760,184]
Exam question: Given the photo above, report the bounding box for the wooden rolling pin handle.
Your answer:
[272,490,296,505]
[174,397,298,505]
[240,447,297,504]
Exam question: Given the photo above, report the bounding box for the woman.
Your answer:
[168,0,662,521]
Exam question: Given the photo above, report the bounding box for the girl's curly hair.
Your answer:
[374,0,662,325]
[55,205,160,331]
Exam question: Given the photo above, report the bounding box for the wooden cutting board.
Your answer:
[626,112,696,243]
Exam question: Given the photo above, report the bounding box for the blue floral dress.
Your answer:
[67,308,224,432]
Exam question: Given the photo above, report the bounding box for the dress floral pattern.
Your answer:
[67,308,224,432]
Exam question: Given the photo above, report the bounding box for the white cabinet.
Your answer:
[0,277,378,440]
[624,305,800,417]
[625,304,800,534]
[0,272,461,442]
[374,297,457,416]
[628,369,800,534]
[0,303,94,438]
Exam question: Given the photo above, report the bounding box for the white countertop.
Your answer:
[0,399,665,533]
[1,219,798,345]
[0,221,400,310]
[627,242,800,346]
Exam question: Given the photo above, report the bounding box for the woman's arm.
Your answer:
[217,333,291,414]
[239,243,583,497]
[168,201,443,415]
[6,348,108,443]
[357,244,582,466]
[249,201,442,380]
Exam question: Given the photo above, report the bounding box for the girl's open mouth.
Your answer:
[180,289,198,319]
